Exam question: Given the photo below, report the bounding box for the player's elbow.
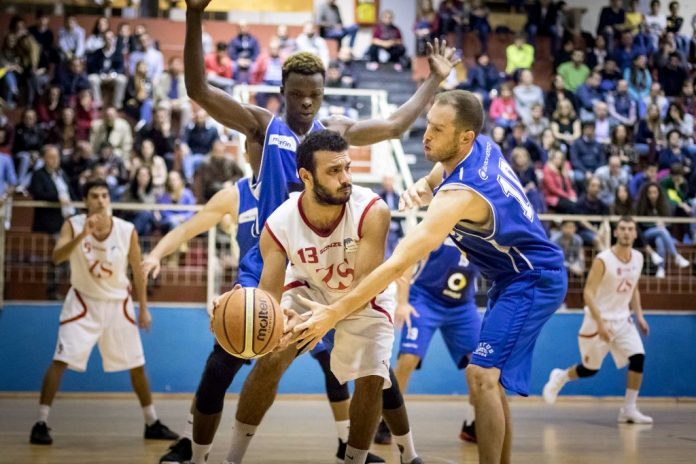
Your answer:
[52,251,65,265]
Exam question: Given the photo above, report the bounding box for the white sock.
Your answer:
[191,441,212,464]
[142,404,158,426]
[344,445,368,464]
[37,404,50,423]
[393,431,418,462]
[625,388,639,409]
[335,419,350,442]
[225,420,258,463]
[182,413,194,440]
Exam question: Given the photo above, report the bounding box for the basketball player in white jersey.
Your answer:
[543,216,652,424]
[216,130,422,464]
[29,179,178,445]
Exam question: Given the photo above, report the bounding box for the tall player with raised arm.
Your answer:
[293,90,568,464]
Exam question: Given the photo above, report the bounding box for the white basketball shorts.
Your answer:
[53,287,145,372]
[578,313,645,370]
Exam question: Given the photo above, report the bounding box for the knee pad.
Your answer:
[628,354,645,373]
[575,364,599,378]
[382,369,404,410]
[195,344,247,415]
[314,350,349,403]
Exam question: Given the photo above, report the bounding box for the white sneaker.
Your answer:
[542,368,567,405]
[649,251,664,266]
[618,407,653,424]
[655,267,666,278]
[674,254,690,268]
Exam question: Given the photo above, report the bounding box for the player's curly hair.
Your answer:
[282,52,325,86]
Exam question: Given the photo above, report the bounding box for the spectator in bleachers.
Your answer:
[612,31,639,71]
[658,130,694,173]
[554,36,575,70]
[462,52,500,105]
[376,174,403,257]
[632,22,657,57]
[551,99,581,151]
[75,89,94,153]
[645,0,667,48]
[136,105,176,167]
[131,24,150,52]
[228,20,260,84]
[12,108,45,189]
[597,0,626,50]
[661,102,695,146]
[0,35,21,109]
[490,125,509,153]
[599,57,622,92]
[0,110,13,156]
[132,138,167,195]
[524,103,549,146]
[194,140,243,202]
[182,109,219,183]
[552,220,585,277]
[296,21,330,68]
[635,103,665,157]
[630,163,658,198]
[575,176,609,251]
[608,124,638,171]
[611,184,635,217]
[642,82,668,119]
[593,101,612,145]
[58,16,85,61]
[122,165,157,237]
[526,0,560,55]
[586,35,608,71]
[542,148,578,213]
[489,83,517,129]
[505,32,534,75]
[317,0,359,50]
[90,106,133,165]
[514,69,544,123]
[596,154,631,204]
[154,56,191,132]
[366,10,407,72]
[655,49,686,98]
[129,33,164,82]
[507,122,544,164]
[116,22,136,56]
[85,17,110,56]
[322,60,359,120]
[336,46,360,85]
[124,60,154,125]
[575,71,604,121]
[251,37,286,109]
[95,142,129,198]
[680,80,696,136]
[9,16,45,107]
[61,140,94,196]
[510,146,546,213]
[275,24,297,56]
[55,57,90,104]
[414,0,439,56]
[636,181,690,276]
[29,11,57,74]
[557,49,590,93]
[34,84,63,129]
[666,1,684,34]
[205,42,235,94]
[437,0,467,52]
[660,163,693,229]
[607,79,637,126]
[624,54,651,103]
[623,0,644,35]
[157,171,196,234]
[571,121,607,190]
[87,30,127,110]
[469,0,491,53]
[46,107,80,157]
[545,74,577,120]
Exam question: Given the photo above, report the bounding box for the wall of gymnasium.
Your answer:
[1,304,694,397]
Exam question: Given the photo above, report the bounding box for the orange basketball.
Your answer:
[212,287,284,359]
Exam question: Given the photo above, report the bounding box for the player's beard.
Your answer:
[425,135,461,164]
[313,179,351,206]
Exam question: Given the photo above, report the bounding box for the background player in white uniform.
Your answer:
[543,216,652,424]
[220,130,422,464]
[29,179,177,445]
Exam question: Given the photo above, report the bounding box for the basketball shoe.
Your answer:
[543,368,568,404]
[29,421,53,445]
[618,407,653,424]
[145,420,179,440]
[459,419,477,443]
[159,437,192,463]
[373,420,392,445]
[336,439,385,463]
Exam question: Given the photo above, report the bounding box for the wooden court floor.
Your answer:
[1,396,695,464]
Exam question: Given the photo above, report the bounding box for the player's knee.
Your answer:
[315,352,350,402]
[466,365,500,394]
[575,364,599,378]
[397,354,420,373]
[355,375,384,396]
[382,370,404,410]
[195,349,246,415]
[628,354,645,373]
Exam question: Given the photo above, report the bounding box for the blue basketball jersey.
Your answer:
[412,238,478,306]
[235,177,258,260]
[435,135,564,283]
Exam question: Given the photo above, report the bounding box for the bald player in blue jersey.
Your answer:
[294,90,567,464]
[181,1,460,462]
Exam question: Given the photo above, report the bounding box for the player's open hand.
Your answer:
[395,303,419,331]
[185,0,213,11]
[277,308,311,351]
[597,321,612,343]
[292,295,340,354]
[141,255,161,279]
[138,307,152,331]
[399,179,433,211]
[636,316,650,336]
[426,38,460,82]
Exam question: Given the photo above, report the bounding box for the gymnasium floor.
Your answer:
[1,396,695,464]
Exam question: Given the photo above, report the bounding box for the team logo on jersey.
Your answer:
[478,141,493,180]
[343,237,359,253]
[474,342,494,358]
[268,134,297,151]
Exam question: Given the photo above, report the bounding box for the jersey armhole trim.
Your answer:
[264,224,287,255]
[358,196,381,239]
[438,183,497,241]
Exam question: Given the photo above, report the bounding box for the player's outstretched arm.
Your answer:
[128,229,151,330]
[143,187,239,278]
[328,39,460,146]
[184,0,271,142]
[294,189,477,349]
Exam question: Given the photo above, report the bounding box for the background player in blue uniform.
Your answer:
[181,1,460,462]
[293,90,567,464]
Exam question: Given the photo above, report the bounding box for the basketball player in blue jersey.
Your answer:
[293,90,568,464]
[182,0,459,462]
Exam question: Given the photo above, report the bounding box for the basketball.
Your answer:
[211,287,284,359]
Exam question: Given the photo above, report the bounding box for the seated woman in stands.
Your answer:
[542,148,578,214]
